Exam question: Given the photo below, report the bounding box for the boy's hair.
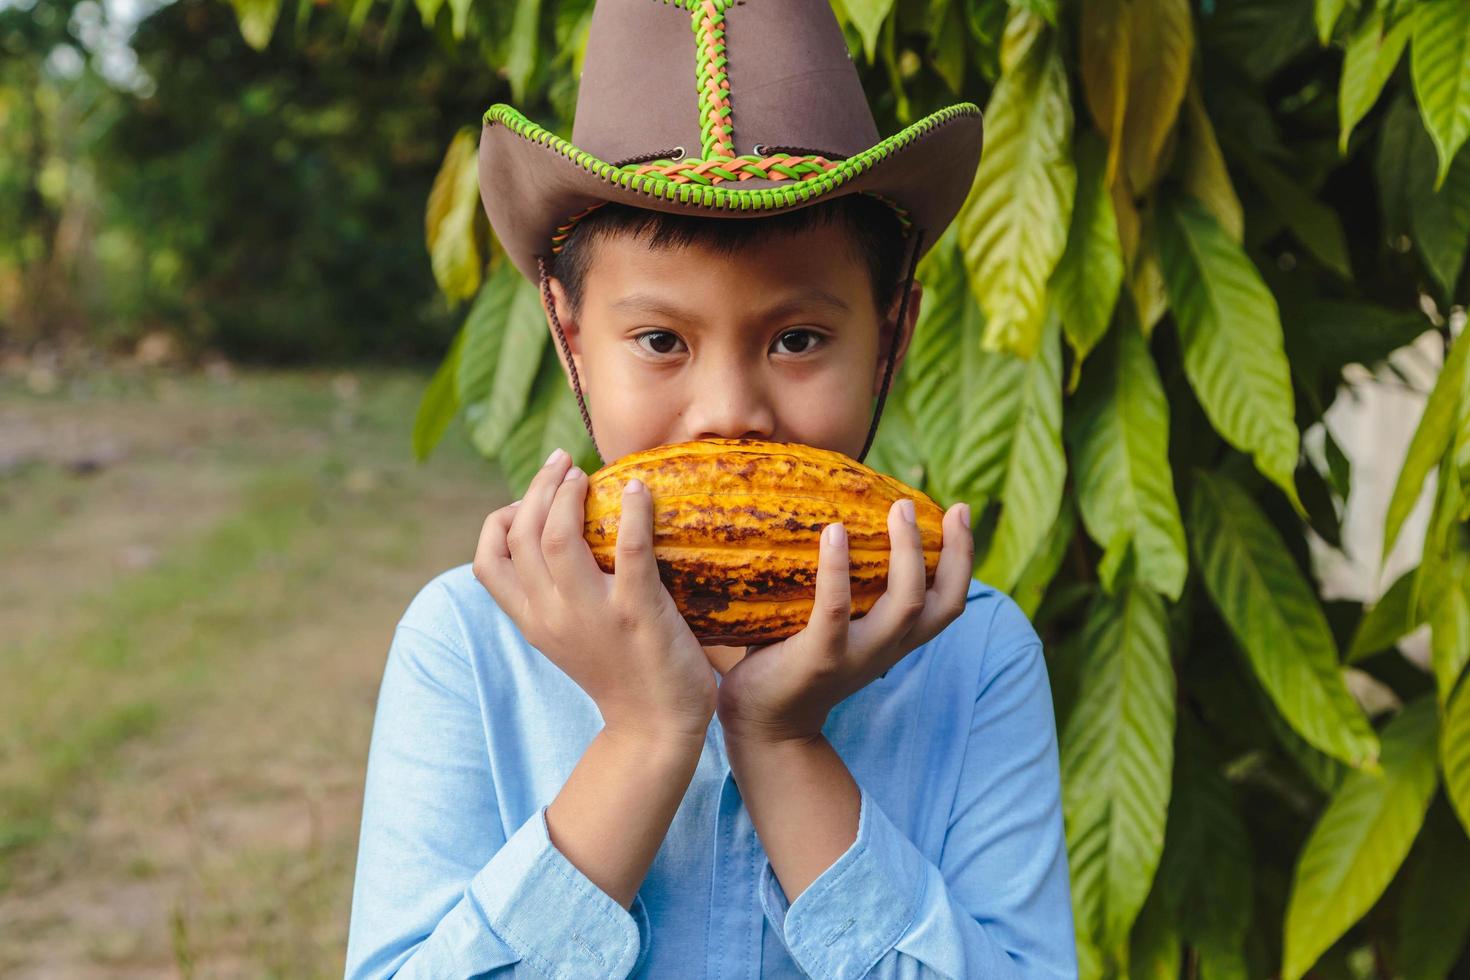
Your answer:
[547,193,909,321]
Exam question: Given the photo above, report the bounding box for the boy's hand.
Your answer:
[716,498,974,745]
[474,449,717,743]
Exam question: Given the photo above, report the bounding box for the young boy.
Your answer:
[345,1,1076,977]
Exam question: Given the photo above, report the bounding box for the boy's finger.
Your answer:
[863,499,929,638]
[507,448,574,596]
[609,478,665,605]
[473,502,529,613]
[912,503,975,641]
[802,522,851,666]
[541,465,606,595]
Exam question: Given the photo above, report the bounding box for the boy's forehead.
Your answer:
[584,221,868,303]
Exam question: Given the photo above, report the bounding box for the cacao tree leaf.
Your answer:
[414,0,444,30]
[1051,132,1124,381]
[1156,195,1302,510]
[455,262,523,405]
[426,128,486,303]
[1279,299,1429,412]
[1009,0,1057,24]
[1079,0,1129,184]
[1206,0,1316,84]
[412,324,465,463]
[1426,552,1470,706]
[1169,746,1253,979]
[1377,89,1427,239]
[1347,567,1423,662]
[1384,332,1468,561]
[1315,0,1352,45]
[1229,142,1353,278]
[1338,8,1413,153]
[1410,142,1470,296]
[506,0,543,103]
[498,349,599,495]
[1128,883,1182,980]
[864,371,925,490]
[1189,472,1379,767]
[1067,309,1187,600]
[1444,678,1470,835]
[959,10,1075,359]
[1011,497,1076,619]
[228,0,283,49]
[1282,698,1440,980]
[1396,802,1470,980]
[930,0,966,93]
[1120,0,1194,194]
[1179,79,1244,244]
[463,274,550,460]
[905,228,983,502]
[1060,574,1176,974]
[846,0,896,62]
[976,313,1065,589]
[1410,0,1470,188]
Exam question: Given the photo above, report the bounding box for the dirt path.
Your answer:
[0,365,503,976]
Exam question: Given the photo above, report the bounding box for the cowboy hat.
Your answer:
[476,0,984,286]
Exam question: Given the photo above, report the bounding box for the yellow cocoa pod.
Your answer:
[583,437,947,645]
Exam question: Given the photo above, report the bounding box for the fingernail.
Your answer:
[625,477,644,495]
[959,503,971,528]
[545,447,567,467]
[561,465,582,484]
[899,499,916,525]
[825,523,846,546]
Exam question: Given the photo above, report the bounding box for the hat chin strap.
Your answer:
[537,225,925,470]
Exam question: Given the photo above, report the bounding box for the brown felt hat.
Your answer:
[476,0,984,285]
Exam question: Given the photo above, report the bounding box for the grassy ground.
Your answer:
[0,362,506,976]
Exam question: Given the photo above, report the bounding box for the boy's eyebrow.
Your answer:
[609,287,852,323]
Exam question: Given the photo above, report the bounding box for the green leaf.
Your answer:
[1189,472,1380,768]
[1119,0,1195,194]
[1426,552,1470,705]
[1347,567,1424,662]
[228,0,283,49]
[506,0,543,102]
[412,326,465,463]
[1229,143,1353,278]
[1011,498,1077,619]
[959,11,1075,359]
[1338,9,1413,153]
[975,313,1066,590]
[1384,333,1469,560]
[1009,0,1057,24]
[498,350,599,495]
[1444,678,1470,835]
[455,262,523,405]
[1156,195,1302,509]
[1377,90,1425,239]
[1051,133,1124,381]
[864,371,926,490]
[1282,698,1440,980]
[425,129,486,303]
[1179,79,1244,244]
[905,229,984,502]
[1410,0,1470,187]
[1079,0,1129,184]
[1061,576,1176,972]
[1410,142,1470,296]
[1397,803,1470,980]
[462,275,550,460]
[845,0,896,62]
[1067,311,1187,600]
[1128,884,1182,980]
[1170,751,1253,977]
[1315,0,1352,44]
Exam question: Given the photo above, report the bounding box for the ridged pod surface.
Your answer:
[583,438,946,645]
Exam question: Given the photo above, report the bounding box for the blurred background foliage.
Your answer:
[4,0,1470,975]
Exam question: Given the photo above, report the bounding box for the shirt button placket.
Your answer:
[706,763,763,980]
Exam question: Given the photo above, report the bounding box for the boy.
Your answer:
[345,0,1077,977]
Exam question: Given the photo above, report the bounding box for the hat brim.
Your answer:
[478,102,983,284]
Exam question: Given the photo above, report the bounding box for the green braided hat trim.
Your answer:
[483,100,981,249]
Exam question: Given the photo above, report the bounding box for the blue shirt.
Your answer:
[345,563,1077,979]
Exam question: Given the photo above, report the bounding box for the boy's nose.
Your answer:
[687,376,776,443]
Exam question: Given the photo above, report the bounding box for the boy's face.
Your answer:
[541,218,923,465]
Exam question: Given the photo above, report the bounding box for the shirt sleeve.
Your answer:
[344,608,653,979]
[756,597,1078,979]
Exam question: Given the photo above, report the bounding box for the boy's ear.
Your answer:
[872,278,923,398]
[540,274,588,392]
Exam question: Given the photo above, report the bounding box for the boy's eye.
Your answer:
[635,330,684,355]
[773,329,822,355]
